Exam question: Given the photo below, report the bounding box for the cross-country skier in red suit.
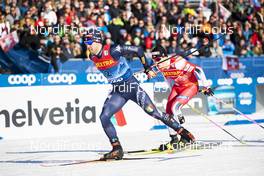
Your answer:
[151,46,214,150]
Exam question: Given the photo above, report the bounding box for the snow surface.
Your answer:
[1,114,264,176]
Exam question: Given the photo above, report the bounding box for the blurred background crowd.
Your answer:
[0,0,263,65]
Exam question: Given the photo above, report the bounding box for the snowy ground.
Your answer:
[1,114,264,176]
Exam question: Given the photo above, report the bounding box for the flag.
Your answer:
[0,31,19,52]
[219,3,231,21]
[222,56,240,71]
[111,109,127,127]
[0,22,11,38]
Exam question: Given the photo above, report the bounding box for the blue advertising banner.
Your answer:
[234,78,256,114]
[0,74,42,87]
[207,85,235,115]
[1,56,264,114]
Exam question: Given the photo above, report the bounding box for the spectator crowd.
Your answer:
[0,0,263,66]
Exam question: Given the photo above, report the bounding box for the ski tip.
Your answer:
[98,157,123,161]
[99,157,107,161]
[241,141,247,145]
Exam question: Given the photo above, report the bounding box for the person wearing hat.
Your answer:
[151,45,213,150]
[84,27,195,160]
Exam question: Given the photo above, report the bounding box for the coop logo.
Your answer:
[217,78,233,86]
[238,92,253,105]
[237,77,252,85]
[257,77,264,84]
[87,73,108,83]
[47,74,77,85]
[230,72,244,79]
[154,82,169,92]
[198,79,212,87]
[134,73,148,83]
[8,75,36,86]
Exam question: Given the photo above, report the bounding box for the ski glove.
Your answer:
[200,87,214,96]
[144,68,157,79]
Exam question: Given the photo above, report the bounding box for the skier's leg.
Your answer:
[166,85,178,115]
[172,84,198,113]
[169,84,199,126]
[166,86,181,137]
[163,87,185,149]
[160,85,198,150]
[132,85,194,143]
[131,83,182,132]
[164,95,191,149]
[100,92,127,143]
[169,84,198,143]
[99,91,128,160]
[166,96,183,137]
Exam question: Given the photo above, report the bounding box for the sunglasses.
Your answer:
[152,55,162,62]
[84,38,94,45]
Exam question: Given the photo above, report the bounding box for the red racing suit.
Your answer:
[158,56,208,115]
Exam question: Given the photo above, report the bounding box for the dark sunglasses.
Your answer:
[84,38,94,45]
[152,55,162,62]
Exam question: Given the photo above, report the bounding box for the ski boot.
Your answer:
[159,134,180,151]
[177,127,195,145]
[102,141,124,160]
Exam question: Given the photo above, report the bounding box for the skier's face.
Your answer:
[152,55,161,62]
[152,51,163,62]
[152,54,169,69]
[86,41,102,55]
[157,57,170,69]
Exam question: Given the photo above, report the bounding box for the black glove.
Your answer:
[144,68,157,79]
[144,67,151,74]
[200,87,214,96]
[178,115,185,124]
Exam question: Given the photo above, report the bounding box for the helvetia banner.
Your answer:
[0,84,155,139]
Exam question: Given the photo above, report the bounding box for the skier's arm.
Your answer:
[121,45,152,71]
[194,66,214,96]
[194,66,209,87]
